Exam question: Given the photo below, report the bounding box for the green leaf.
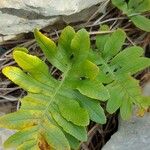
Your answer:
[95,29,150,119]
[56,96,89,126]
[17,140,39,150]
[0,111,40,130]
[71,29,90,64]
[4,126,38,148]
[79,60,99,80]
[108,74,143,119]
[21,93,51,110]
[96,25,110,51]
[13,50,56,85]
[14,47,28,53]
[111,46,144,65]
[130,15,150,32]
[74,92,106,124]
[64,60,99,89]
[106,75,142,119]
[106,87,122,114]
[64,133,80,150]
[54,88,107,124]
[128,0,143,9]
[112,0,150,31]
[58,26,76,59]
[102,29,126,59]
[50,104,87,141]
[128,0,150,13]
[88,49,102,64]
[120,57,150,74]
[43,121,70,150]
[2,66,53,95]
[120,98,132,120]
[111,0,128,13]
[111,46,150,74]
[140,96,150,109]
[77,80,109,101]
[136,0,150,12]
[34,28,66,71]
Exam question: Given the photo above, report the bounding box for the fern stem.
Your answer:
[41,65,71,116]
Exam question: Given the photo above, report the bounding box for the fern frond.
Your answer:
[112,0,150,31]
[94,27,150,119]
[0,26,108,150]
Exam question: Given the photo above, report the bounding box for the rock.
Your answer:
[0,129,15,150]
[0,113,15,150]
[0,0,107,36]
[0,35,16,44]
[0,10,59,35]
[0,0,105,16]
[102,112,150,150]
[142,81,150,96]
[102,82,150,150]
[63,5,99,24]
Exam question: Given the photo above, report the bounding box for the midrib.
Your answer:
[101,58,139,102]
[42,65,71,117]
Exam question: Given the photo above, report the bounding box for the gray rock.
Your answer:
[0,0,103,16]
[142,81,150,96]
[0,0,107,36]
[0,113,15,150]
[102,113,150,150]
[102,82,150,150]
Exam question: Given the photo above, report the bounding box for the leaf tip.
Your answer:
[34,28,41,38]
[64,25,75,32]
[116,28,126,36]
[13,47,28,53]
[2,66,11,76]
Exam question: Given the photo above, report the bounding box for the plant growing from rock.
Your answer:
[0,26,150,150]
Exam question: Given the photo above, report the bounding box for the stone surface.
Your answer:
[102,81,150,150]
[102,112,150,150]
[142,81,150,96]
[0,0,107,36]
[0,113,15,150]
[0,0,104,16]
